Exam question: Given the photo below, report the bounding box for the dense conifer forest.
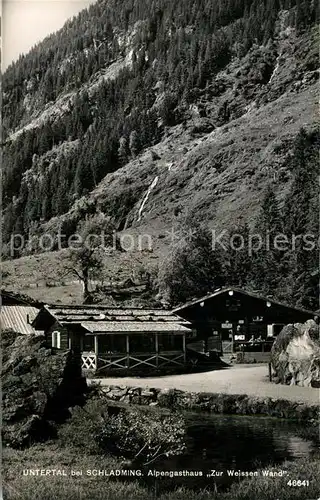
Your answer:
[160,128,319,309]
[2,0,319,309]
[3,0,318,235]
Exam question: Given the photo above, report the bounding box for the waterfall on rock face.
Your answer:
[137,176,159,222]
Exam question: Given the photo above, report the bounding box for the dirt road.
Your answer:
[94,365,320,405]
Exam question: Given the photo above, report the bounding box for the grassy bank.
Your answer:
[221,459,320,500]
[98,385,320,421]
[3,444,320,500]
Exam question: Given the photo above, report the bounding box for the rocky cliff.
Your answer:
[270,320,320,388]
[2,330,87,447]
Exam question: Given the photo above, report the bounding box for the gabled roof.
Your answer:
[172,287,318,317]
[32,304,191,334]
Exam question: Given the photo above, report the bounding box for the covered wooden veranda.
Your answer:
[32,305,191,374]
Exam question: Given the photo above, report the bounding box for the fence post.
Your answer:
[126,335,130,369]
[268,362,272,381]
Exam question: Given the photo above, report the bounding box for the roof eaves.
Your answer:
[172,287,318,316]
[172,287,232,312]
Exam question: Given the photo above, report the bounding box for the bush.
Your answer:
[58,399,111,454]
[157,389,179,408]
[58,398,186,465]
[99,407,186,465]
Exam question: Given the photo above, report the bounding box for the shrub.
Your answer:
[99,407,186,465]
[58,398,186,465]
[157,389,179,408]
[57,399,110,454]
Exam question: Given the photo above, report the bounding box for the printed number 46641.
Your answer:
[287,480,309,487]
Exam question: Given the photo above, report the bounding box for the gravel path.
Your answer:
[94,365,320,405]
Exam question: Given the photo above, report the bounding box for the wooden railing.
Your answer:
[187,340,206,354]
[222,340,233,354]
[81,350,186,372]
[81,352,97,370]
[187,337,222,355]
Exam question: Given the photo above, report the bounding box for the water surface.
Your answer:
[146,413,319,492]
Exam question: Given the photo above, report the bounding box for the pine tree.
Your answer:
[284,129,314,235]
[296,0,311,32]
[118,136,129,165]
[129,130,140,158]
[74,158,95,197]
[257,185,282,235]
[38,124,54,155]
[42,67,55,103]
[281,128,319,308]
[251,186,282,295]
[225,221,253,288]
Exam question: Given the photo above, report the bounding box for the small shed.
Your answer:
[32,305,191,373]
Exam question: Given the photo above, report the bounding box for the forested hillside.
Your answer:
[2,0,319,308]
[3,0,318,235]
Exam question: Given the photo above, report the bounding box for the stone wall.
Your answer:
[98,384,319,422]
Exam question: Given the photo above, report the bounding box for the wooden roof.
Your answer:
[173,287,318,317]
[1,289,43,307]
[33,304,191,335]
[82,321,190,335]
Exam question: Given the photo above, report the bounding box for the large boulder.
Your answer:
[270,320,320,387]
[2,330,87,448]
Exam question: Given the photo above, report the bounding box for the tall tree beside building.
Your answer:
[66,214,116,299]
[224,221,253,288]
[159,220,224,306]
[281,128,319,309]
[251,186,283,295]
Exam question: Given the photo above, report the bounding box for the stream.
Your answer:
[143,413,319,494]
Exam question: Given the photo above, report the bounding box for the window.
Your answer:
[158,334,183,352]
[98,335,127,354]
[130,334,155,353]
[52,330,61,348]
[83,335,95,352]
[112,335,127,353]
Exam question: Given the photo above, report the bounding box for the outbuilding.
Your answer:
[32,305,191,374]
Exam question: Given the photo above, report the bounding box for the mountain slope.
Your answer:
[2,0,319,308]
[3,0,318,240]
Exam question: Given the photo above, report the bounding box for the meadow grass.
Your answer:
[220,459,320,500]
[3,443,320,500]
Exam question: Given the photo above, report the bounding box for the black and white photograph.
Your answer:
[1,1,320,499]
